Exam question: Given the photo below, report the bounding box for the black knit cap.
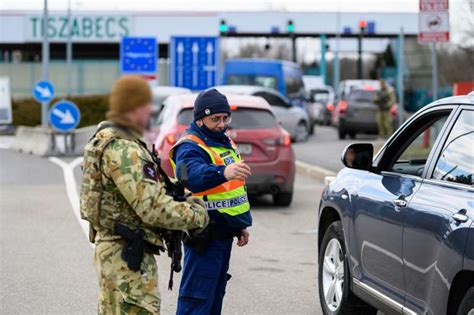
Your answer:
[193,88,231,121]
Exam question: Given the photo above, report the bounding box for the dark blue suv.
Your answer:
[318,94,474,314]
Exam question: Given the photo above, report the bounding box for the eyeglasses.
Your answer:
[209,115,232,124]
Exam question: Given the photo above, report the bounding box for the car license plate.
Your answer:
[237,144,252,155]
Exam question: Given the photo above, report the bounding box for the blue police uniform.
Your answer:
[173,89,252,314]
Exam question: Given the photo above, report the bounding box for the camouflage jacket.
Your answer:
[82,121,208,247]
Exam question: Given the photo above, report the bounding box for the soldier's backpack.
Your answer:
[79,125,118,243]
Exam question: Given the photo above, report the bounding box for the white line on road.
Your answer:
[49,156,91,245]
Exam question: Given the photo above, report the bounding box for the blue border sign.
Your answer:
[120,37,158,75]
[32,80,55,103]
[48,100,81,132]
[170,36,219,90]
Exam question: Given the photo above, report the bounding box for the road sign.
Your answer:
[418,0,449,43]
[0,77,12,124]
[32,80,55,103]
[48,100,81,132]
[170,36,219,90]
[120,37,158,75]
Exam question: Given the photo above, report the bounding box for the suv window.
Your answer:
[178,108,277,129]
[254,92,288,107]
[348,90,376,103]
[388,113,450,177]
[432,110,474,185]
[227,75,278,90]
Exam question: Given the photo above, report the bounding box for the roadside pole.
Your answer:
[332,1,341,92]
[66,0,73,97]
[41,0,49,127]
[431,43,438,101]
[320,34,327,85]
[397,27,405,126]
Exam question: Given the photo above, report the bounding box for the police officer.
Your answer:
[374,79,396,138]
[170,89,252,314]
[80,75,209,315]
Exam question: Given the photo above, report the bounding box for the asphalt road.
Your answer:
[293,125,385,172]
[0,148,324,315]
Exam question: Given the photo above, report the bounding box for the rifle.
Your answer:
[151,144,188,290]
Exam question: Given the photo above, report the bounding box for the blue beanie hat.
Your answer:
[193,88,231,121]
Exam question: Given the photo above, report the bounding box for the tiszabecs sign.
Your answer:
[26,15,130,42]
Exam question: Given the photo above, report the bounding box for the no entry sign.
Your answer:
[418,0,449,43]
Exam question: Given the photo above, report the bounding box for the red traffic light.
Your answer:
[359,20,367,29]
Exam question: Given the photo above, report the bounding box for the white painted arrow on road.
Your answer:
[192,42,199,87]
[35,85,52,99]
[52,108,75,124]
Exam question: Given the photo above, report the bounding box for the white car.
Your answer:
[215,85,312,142]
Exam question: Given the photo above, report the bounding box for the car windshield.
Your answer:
[227,75,278,90]
[348,90,376,103]
[177,108,277,129]
[311,90,329,103]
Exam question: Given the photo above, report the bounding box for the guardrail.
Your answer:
[11,125,97,157]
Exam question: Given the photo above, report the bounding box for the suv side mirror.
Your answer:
[342,143,373,171]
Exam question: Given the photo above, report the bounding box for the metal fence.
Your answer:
[0,59,170,98]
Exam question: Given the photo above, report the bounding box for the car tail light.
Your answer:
[278,131,291,146]
[264,132,291,146]
[230,105,238,111]
[326,103,335,111]
[165,133,177,145]
[390,104,397,118]
[339,100,348,114]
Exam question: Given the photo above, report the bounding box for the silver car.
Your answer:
[215,85,311,142]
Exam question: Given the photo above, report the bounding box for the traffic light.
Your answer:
[287,20,295,33]
[359,19,367,32]
[219,19,228,35]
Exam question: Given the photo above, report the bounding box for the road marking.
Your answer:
[49,156,91,245]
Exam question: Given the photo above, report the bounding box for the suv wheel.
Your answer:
[318,221,377,314]
[273,191,293,207]
[338,127,346,140]
[295,121,309,142]
[457,287,474,315]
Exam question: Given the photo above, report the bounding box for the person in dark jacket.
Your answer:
[170,89,252,314]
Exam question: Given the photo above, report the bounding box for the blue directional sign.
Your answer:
[32,80,55,103]
[48,100,81,132]
[120,37,157,75]
[170,36,219,90]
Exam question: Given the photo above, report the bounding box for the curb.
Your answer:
[295,160,337,182]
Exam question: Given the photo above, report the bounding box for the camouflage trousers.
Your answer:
[93,240,161,315]
[376,109,393,138]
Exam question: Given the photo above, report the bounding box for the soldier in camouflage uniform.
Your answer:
[80,75,209,315]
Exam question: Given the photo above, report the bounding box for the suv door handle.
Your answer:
[393,195,407,208]
[452,209,469,223]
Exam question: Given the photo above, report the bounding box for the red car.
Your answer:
[148,94,295,206]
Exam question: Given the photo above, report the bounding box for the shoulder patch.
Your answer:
[220,151,231,158]
[143,163,158,181]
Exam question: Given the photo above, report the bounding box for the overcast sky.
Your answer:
[1,0,421,12]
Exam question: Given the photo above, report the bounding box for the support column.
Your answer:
[396,27,405,126]
[320,34,327,85]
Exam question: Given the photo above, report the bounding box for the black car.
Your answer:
[318,93,474,314]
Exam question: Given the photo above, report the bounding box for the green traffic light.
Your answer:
[220,20,228,33]
[287,20,294,33]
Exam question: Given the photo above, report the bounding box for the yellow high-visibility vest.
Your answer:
[170,134,250,216]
